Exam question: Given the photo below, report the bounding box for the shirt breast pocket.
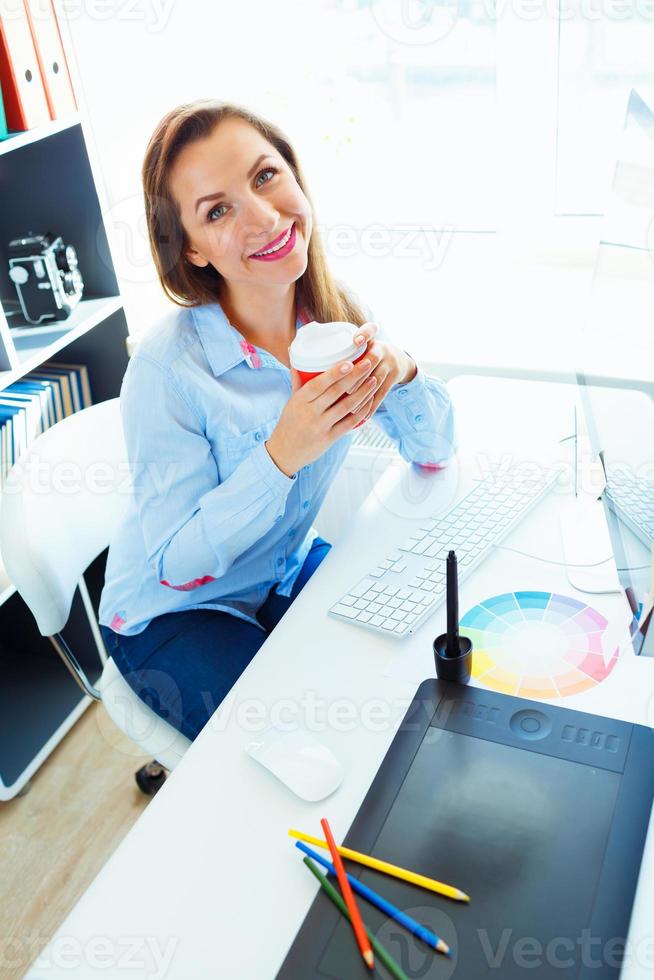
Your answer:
[218,416,279,480]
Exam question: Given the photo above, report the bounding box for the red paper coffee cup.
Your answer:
[290,321,369,426]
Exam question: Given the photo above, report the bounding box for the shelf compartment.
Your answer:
[0,295,122,390]
[0,114,81,158]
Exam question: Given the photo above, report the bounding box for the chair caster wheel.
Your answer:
[135,761,167,796]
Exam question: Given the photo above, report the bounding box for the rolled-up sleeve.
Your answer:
[123,355,296,589]
[357,306,456,465]
[372,366,456,466]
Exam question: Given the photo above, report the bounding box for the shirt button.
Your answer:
[274,515,282,523]
[414,413,424,423]
[398,389,408,398]
[302,500,310,510]
[254,431,263,442]
[276,557,284,566]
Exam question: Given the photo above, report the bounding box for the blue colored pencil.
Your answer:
[295,840,451,956]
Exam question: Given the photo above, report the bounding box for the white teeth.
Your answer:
[253,225,293,256]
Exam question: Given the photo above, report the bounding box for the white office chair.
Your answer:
[0,399,191,794]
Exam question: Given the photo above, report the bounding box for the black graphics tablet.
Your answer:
[277,680,654,979]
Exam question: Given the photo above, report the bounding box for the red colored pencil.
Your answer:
[321,817,374,970]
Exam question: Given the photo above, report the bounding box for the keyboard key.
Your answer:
[397,589,412,600]
[390,609,405,621]
[369,567,386,578]
[350,579,374,597]
[392,562,408,573]
[370,614,385,626]
[371,583,385,592]
[357,611,373,623]
[384,586,400,597]
[355,599,369,609]
[382,619,398,631]
[340,595,356,606]
[332,604,359,618]
[388,597,402,609]
[411,538,434,555]
[368,601,382,613]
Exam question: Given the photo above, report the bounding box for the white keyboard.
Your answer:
[329,466,561,638]
[604,469,654,548]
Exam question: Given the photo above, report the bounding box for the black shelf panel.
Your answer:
[0,586,104,788]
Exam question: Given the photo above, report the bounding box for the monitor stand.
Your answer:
[559,496,621,594]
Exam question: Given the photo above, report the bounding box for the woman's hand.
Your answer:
[344,322,417,418]
[265,354,379,477]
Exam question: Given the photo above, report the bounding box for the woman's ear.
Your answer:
[185,247,209,268]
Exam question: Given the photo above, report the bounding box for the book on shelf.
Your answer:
[43,362,92,411]
[24,0,76,121]
[28,368,73,416]
[9,379,58,427]
[0,410,12,478]
[0,0,50,131]
[0,362,92,484]
[0,404,25,477]
[0,76,7,139]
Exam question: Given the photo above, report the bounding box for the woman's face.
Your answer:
[170,116,312,289]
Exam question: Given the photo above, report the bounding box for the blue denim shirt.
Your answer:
[98,300,455,636]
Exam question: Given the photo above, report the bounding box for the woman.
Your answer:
[98,100,455,742]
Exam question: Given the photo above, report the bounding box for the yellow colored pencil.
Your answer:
[288,829,470,903]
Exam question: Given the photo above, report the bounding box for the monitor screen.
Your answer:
[577,88,654,657]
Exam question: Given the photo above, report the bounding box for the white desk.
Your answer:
[26,378,654,980]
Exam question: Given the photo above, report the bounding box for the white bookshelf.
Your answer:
[0,106,131,798]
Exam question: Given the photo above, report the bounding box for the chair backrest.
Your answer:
[0,399,129,636]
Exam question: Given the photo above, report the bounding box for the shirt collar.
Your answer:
[190,300,309,378]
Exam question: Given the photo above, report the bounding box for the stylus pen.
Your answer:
[295,841,451,955]
[446,550,459,657]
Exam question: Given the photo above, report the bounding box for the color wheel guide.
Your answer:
[383,485,654,722]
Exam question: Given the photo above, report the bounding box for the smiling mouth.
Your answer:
[249,223,294,257]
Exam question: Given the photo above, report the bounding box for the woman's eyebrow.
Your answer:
[194,154,273,213]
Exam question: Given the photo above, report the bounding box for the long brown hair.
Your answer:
[142,100,366,326]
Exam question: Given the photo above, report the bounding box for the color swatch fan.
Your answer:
[460,591,620,699]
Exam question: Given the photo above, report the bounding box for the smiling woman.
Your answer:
[97,99,455,753]
[142,101,364,328]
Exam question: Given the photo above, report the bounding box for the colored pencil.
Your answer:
[321,818,374,970]
[303,856,410,980]
[289,828,470,903]
[296,841,451,956]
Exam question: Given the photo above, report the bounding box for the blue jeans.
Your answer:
[100,537,331,742]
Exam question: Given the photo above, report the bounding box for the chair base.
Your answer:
[135,761,167,796]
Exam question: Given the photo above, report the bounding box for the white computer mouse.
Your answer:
[246,728,344,802]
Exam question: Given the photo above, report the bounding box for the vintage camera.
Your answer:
[7,232,84,325]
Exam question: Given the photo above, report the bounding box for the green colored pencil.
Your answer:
[303,856,410,980]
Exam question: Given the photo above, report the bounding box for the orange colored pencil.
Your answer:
[321,818,374,971]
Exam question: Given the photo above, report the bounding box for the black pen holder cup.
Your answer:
[433,634,474,684]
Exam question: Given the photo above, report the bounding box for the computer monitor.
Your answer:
[577,88,654,657]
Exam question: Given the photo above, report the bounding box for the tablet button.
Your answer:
[510,709,552,741]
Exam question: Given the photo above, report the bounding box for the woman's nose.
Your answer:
[242,193,279,235]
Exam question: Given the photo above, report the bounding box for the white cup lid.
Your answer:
[290,321,367,372]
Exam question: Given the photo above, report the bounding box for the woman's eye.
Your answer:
[207,203,227,222]
[255,167,277,186]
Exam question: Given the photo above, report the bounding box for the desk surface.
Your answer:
[25,377,654,980]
